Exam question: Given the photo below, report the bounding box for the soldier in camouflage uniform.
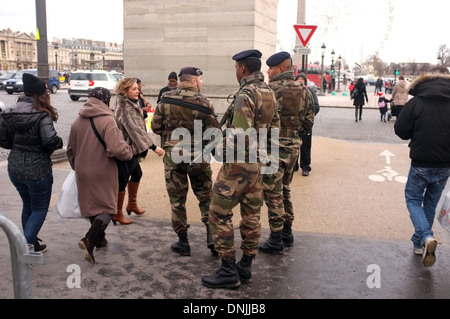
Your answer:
[259,52,314,254]
[151,67,218,256]
[202,50,277,289]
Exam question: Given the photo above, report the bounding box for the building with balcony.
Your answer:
[0,28,123,73]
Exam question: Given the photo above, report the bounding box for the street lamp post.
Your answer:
[74,48,78,70]
[16,53,20,70]
[54,45,58,71]
[330,49,335,92]
[102,49,106,70]
[437,54,443,65]
[337,55,342,92]
[319,43,326,96]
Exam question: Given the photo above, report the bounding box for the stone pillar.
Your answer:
[123,0,278,113]
[293,0,307,71]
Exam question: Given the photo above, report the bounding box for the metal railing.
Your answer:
[0,213,44,299]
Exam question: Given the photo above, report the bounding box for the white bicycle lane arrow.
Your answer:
[369,150,407,183]
[379,150,395,165]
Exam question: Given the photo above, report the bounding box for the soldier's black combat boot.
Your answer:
[281,223,294,247]
[202,259,241,289]
[171,231,190,256]
[237,254,255,284]
[205,224,218,256]
[259,232,283,254]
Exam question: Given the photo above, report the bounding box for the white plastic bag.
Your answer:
[54,170,82,219]
[437,190,450,232]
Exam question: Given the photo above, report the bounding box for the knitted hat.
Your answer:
[89,87,112,106]
[168,72,177,80]
[23,73,46,96]
[296,72,308,83]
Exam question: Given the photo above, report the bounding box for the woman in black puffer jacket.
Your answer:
[0,73,63,253]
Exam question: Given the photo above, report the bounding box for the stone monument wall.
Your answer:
[123,0,279,113]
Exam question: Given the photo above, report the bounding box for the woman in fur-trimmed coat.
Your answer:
[112,77,164,225]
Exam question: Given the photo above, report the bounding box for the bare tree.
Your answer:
[437,44,449,66]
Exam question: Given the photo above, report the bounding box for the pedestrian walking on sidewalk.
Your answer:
[391,76,409,119]
[351,77,368,122]
[202,49,277,289]
[67,87,133,264]
[394,66,450,267]
[377,92,391,122]
[0,74,63,253]
[151,67,218,257]
[113,77,164,225]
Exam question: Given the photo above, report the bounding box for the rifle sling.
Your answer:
[161,97,215,117]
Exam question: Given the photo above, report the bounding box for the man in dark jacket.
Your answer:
[294,73,319,176]
[156,71,178,103]
[394,66,450,268]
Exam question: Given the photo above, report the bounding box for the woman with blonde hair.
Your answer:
[113,77,164,225]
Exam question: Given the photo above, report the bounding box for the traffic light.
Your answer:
[395,69,399,75]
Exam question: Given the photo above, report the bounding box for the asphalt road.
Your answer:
[0,87,404,163]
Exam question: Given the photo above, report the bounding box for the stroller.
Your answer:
[387,101,396,121]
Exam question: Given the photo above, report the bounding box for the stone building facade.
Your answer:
[0,28,123,73]
[0,29,37,71]
[123,0,279,111]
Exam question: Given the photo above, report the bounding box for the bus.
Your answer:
[293,64,331,90]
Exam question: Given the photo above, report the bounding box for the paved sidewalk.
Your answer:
[1,136,450,300]
[317,87,387,109]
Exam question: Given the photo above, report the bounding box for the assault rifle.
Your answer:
[191,93,236,164]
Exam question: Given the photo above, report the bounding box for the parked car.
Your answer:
[110,71,124,81]
[363,77,377,86]
[4,69,60,94]
[68,70,120,101]
[0,70,17,90]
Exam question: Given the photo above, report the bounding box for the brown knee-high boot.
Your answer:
[126,182,145,215]
[113,191,133,225]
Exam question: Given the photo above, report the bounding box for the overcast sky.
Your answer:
[1,0,448,67]
[279,0,450,67]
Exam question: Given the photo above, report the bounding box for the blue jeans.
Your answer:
[9,173,53,245]
[405,166,450,248]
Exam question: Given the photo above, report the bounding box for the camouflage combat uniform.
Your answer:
[151,81,218,235]
[208,71,277,261]
[262,70,314,239]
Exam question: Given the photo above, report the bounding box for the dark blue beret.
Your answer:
[232,49,262,61]
[266,51,292,66]
[179,67,203,77]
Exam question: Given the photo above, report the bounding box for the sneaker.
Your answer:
[414,246,423,255]
[34,237,48,253]
[423,237,437,267]
[302,170,309,177]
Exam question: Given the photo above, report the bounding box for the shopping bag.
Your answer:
[54,170,82,219]
[437,190,450,232]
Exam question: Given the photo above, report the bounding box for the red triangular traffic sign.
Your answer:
[293,25,317,47]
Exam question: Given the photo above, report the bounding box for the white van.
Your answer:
[68,70,120,101]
